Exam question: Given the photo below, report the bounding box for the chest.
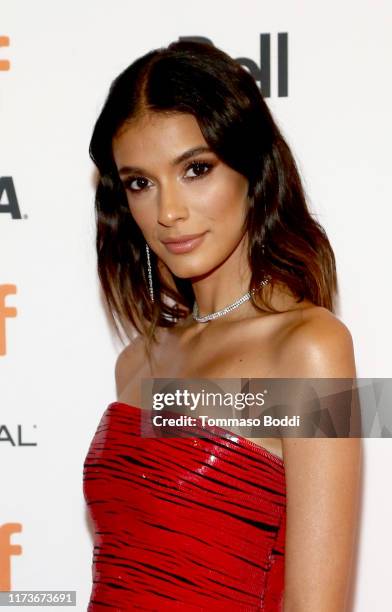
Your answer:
[120,319,287,410]
[156,322,283,377]
[117,321,289,461]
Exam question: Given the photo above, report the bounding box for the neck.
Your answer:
[190,233,252,321]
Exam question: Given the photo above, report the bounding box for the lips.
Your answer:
[162,232,206,244]
[161,232,207,254]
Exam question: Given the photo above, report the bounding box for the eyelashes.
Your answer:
[122,160,214,194]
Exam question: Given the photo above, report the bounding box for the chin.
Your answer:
[166,259,217,280]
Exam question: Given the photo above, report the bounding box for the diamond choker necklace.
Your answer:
[192,276,271,323]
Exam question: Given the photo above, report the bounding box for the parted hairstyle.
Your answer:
[89,40,337,356]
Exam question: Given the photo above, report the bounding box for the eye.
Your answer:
[184,161,213,179]
[123,176,152,193]
[122,160,213,194]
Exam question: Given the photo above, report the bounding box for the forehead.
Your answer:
[112,112,207,163]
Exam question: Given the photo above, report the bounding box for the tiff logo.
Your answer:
[0,524,22,591]
[0,36,10,71]
[0,285,17,357]
[179,33,288,97]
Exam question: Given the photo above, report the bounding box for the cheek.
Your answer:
[198,180,247,222]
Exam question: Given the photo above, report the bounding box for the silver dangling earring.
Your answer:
[145,243,154,303]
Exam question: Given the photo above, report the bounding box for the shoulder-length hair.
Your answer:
[89,40,337,356]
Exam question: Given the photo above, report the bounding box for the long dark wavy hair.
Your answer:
[89,40,337,356]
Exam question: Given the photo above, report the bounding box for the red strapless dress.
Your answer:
[83,402,286,611]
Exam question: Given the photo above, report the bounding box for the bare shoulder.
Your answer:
[114,333,147,396]
[280,305,356,378]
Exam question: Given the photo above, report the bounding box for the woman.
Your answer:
[83,40,361,610]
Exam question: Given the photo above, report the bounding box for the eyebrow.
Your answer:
[118,146,213,176]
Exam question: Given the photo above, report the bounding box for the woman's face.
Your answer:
[112,111,250,280]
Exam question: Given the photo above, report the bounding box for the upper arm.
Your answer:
[281,311,362,611]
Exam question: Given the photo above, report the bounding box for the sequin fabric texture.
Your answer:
[83,402,286,611]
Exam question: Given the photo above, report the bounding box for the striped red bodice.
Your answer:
[83,402,286,610]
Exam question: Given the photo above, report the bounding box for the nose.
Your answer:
[157,182,189,226]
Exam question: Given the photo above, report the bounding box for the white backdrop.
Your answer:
[1,0,391,609]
